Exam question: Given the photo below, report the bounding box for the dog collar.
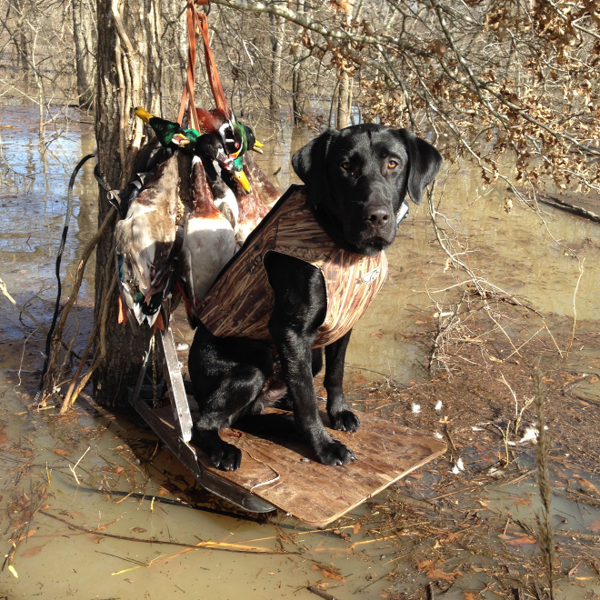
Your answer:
[395,200,410,229]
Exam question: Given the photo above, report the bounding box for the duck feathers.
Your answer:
[182,156,237,310]
[114,153,180,327]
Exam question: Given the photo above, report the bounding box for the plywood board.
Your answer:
[190,408,446,527]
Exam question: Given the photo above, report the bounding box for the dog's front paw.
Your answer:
[329,409,361,432]
[215,443,242,471]
[194,431,242,471]
[315,439,356,466]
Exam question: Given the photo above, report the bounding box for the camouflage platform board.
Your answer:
[195,409,445,526]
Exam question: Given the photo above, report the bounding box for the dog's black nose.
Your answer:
[366,208,390,227]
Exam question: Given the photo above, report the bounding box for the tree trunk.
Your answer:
[337,70,352,129]
[13,0,29,71]
[292,0,309,125]
[336,1,353,129]
[93,0,163,407]
[269,13,284,118]
[161,0,188,116]
[73,0,96,108]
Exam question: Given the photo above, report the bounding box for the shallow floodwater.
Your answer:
[2,107,600,379]
[1,107,600,599]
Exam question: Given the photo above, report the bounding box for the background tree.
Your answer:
[72,0,96,108]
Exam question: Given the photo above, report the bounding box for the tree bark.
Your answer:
[269,13,284,118]
[93,0,163,407]
[292,0,309,124]
[13,0,29,71]
[73,0,96,108]
[336,69,352,129]
[336,1,353,129]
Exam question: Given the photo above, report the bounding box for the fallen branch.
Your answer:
[537,194,600,224]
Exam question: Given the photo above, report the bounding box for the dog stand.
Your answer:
[130,325,446,528]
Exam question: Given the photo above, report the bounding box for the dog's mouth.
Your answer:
[346,231,395,255]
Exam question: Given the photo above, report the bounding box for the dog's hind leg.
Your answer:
[191,363,267,471]
[189,328,272,471]
[324,331,361,432]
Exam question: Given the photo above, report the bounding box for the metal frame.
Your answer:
[129,325,275,514]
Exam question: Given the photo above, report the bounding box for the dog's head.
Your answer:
[292,124,442,256]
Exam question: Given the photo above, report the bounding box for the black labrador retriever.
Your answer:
[189,123,442,470]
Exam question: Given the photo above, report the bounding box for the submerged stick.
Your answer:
[39,509,287,555]
[307,587,339,600]
[534,369,555,599]
[566,257,585,359]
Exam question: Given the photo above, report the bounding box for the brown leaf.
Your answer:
[132,527,147,533]
[573,475,600,497]
[514,498,532,506]
[504,536,537,546]
[85,534,103,544]
[464,593,480,600]
[590,519,600,533]
[17,529,36,542]
[418,560,435,571]
[322,569,345,582]
[427,568,461,582]
[353,523,361,535]
[50,448,71,457]
[311,564,345,582]
[21,546,43,558]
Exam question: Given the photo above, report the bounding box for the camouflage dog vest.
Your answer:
[196,185,388,348]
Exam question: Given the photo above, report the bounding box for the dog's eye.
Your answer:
[388,159,399,169]
[341,161,352,171]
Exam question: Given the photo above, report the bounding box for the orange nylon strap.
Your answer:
[177,0,202,130]
[197,11,231,119]
[177,0,231,131]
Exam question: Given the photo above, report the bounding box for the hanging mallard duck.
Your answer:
[179,154,237,327]
[114,153,181,329]
[134,107,197,153]
[195,108,263,194]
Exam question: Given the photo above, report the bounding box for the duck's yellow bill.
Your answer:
[134,107,153,124]
[234,169,252,194]
[171,133,190,147]
[254,140,264,148]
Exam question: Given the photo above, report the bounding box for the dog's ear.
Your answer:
[396,129,443,205]
[292,130,337,207]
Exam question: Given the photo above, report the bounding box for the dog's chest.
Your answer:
[196,187,388,347]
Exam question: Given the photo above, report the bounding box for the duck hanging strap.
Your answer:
[177,0,231,130]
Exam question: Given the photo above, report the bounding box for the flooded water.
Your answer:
[2,106,600,599]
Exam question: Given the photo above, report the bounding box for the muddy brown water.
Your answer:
[1,106,600,599]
